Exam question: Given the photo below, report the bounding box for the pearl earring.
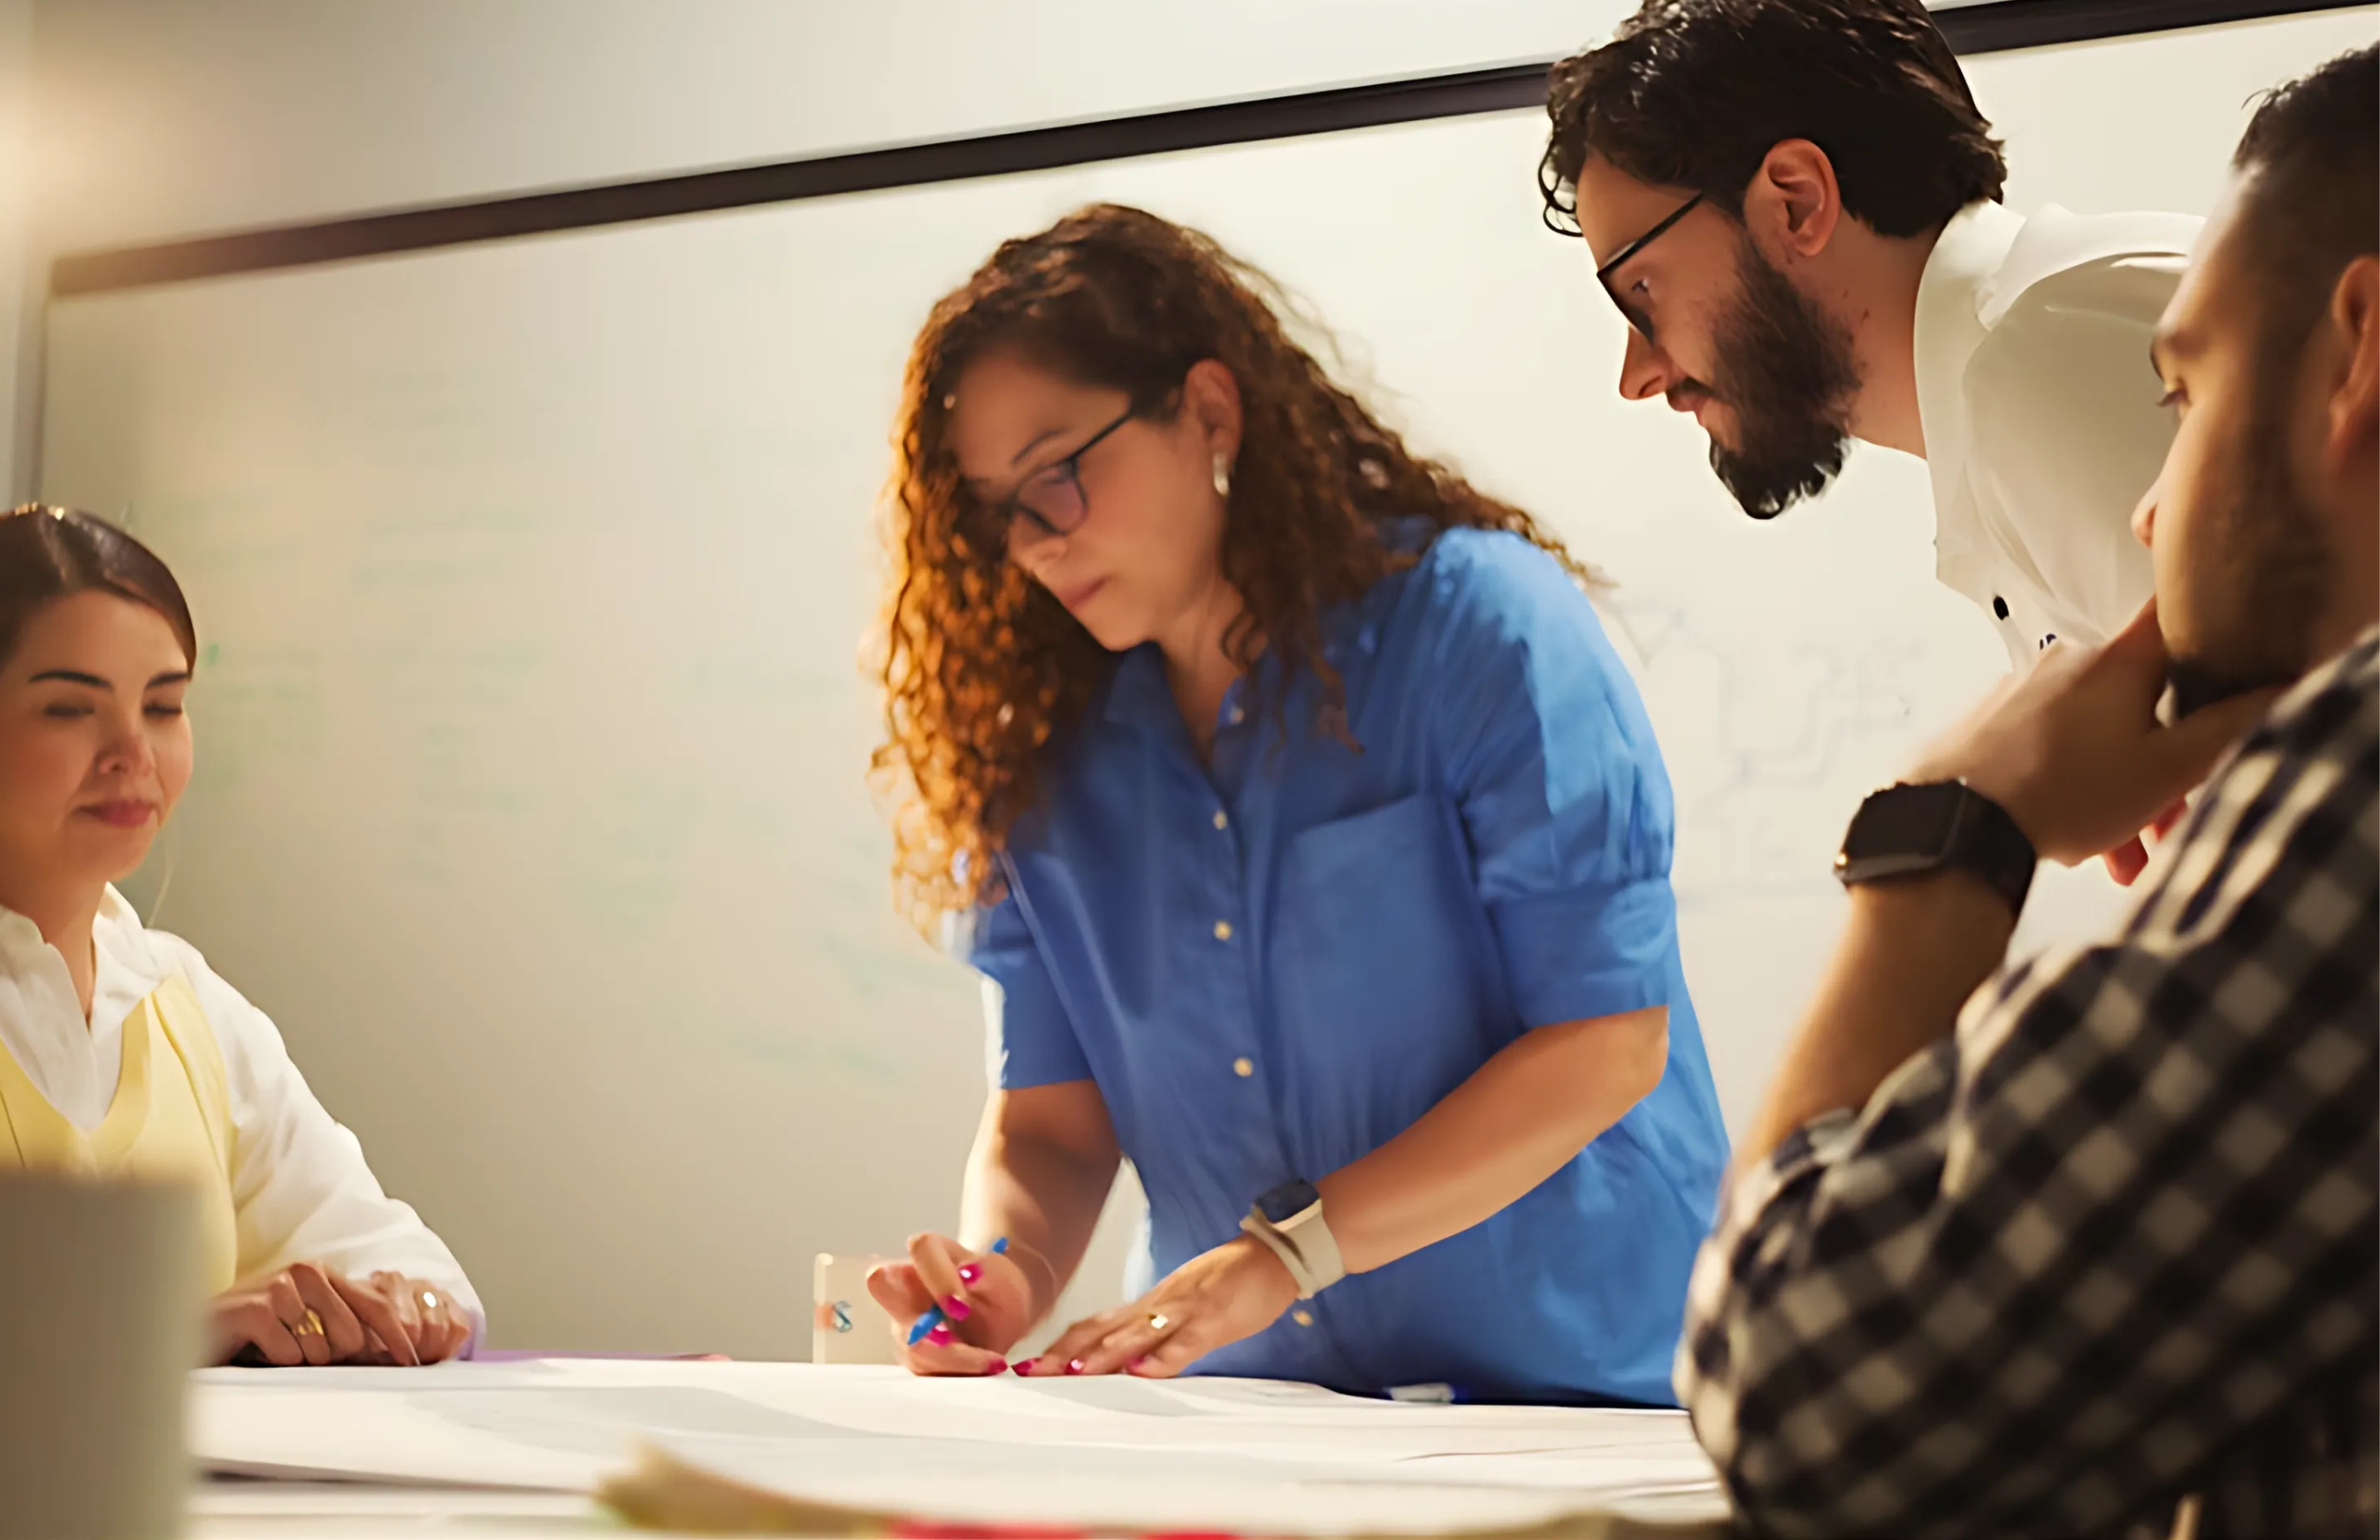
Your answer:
[1212,454,1233,499]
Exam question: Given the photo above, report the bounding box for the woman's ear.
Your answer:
[1180,359,1244,466]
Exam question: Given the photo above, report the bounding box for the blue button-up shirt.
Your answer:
[970,527,1728,1406]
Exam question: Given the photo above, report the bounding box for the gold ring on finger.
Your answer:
[1148,1313,1172,1334]
[296,1309,325,1338]
[419,1290,439,1311]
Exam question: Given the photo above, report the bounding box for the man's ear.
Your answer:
[2323,255,2379,472]
[1741,139,1843,263]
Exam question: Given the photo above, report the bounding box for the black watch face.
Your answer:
[1839,783,1965,872]
[1256,1180,1319,1224]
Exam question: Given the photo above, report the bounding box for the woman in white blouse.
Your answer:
[0,505,480,1365]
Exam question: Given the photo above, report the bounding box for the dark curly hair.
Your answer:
[873,203,1595,928]
[1540,0,2005,240]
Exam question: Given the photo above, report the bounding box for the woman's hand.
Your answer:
[1020,1235,1295,1380]
[210,1262,469,1367]
[347,1271,472,1365]
[867,1233,1041,1376]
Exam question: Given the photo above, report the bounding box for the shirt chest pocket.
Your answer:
[1269,793,1502,1160]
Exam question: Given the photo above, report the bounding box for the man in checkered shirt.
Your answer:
[1678,46,2377,1540]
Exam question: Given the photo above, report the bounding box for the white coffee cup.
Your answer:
[0,1173,201,1540]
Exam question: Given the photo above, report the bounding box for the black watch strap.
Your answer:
[1835,781,2037,919]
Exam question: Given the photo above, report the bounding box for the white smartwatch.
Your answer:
[1240,1179,1346,1300]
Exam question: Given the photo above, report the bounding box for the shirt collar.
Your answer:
[94,887,170,989]
[1101,644,1177,732]
[1913,200,2028,484]
[1100,644,1270,746]
[0,905,42,967]
[2277,623,2380,719]
[1096,519,1423,736]
[0,887,171,994]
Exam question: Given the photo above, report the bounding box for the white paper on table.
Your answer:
[190,1361,1728,1530]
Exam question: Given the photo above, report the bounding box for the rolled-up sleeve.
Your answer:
[1429,539,1680,1028]
[967,879,1090,1091]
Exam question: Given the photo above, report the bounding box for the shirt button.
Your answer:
[1292,1310,1315,1327]
[1228,705,1246,725]
[1232,1057,1255,1078]
[1212,810,1229,831]
[1213,920,1233,942]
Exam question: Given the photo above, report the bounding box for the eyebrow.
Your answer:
[1597,193,1705,281]
[1009,427,1065,469]
[961,425,1072,491]
[27,668,192,689]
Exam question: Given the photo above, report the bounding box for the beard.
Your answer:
[1700,236,1864,521]
[2165,395,2331,720]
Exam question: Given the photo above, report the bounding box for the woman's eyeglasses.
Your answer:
[972,403,1140,550]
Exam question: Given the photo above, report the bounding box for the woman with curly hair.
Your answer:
[866,204,1726,1406]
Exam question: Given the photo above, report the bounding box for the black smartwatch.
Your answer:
[1253,1179,1320,1225]
[1835,781,2037,919]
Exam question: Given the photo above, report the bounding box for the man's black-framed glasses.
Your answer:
[978,402,1140,548]
[1597,193,1704,340]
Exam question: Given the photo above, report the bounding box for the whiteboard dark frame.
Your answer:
[46,0,2368,299]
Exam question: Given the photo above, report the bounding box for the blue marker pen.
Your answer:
[906,1237,1008,1346]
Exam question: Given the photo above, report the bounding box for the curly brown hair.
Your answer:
[873,203,1594,930]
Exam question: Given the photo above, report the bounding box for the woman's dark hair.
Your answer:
[0,506,198,668]
[873,203,1593,928]
[1542,0,2006,240]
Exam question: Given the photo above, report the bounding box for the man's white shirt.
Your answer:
[1914,199,2202,670]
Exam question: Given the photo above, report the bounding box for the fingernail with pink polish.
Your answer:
[984,1359,1007,1376]
[1065,1358,1087,1376]
[1011,1358,1038,1376]
[1129,1355,1149,1371]
[927,1323,953,1346]
[942,1295,973,1322]
[957,1263,984,1286]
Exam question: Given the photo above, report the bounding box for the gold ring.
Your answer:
[419,1290,439,1312]
[1148,1312,1172,1334]
[295,1309,324,1338]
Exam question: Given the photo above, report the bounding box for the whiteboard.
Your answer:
[38,9,2376,1356]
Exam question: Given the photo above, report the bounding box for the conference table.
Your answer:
[186,1359,1735,1539]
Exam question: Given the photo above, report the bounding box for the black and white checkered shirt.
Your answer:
[1679,630,2379,1540]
